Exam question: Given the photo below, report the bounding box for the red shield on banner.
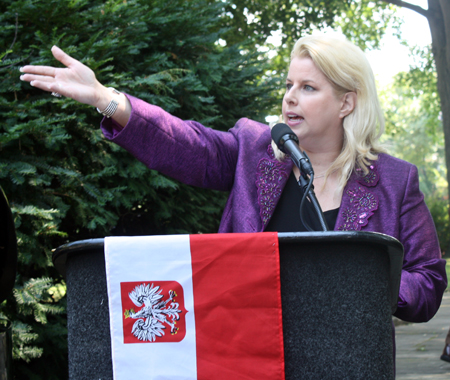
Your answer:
[120,281,187,343]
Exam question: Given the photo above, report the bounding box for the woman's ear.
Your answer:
[340,92,357,118]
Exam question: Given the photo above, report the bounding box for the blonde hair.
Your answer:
[272,35,385,193]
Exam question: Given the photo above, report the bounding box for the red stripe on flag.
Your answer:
[190,232,285,380]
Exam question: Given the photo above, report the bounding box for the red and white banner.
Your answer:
[105,233,285,380]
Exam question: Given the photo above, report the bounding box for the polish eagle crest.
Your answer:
[124,283,182,342]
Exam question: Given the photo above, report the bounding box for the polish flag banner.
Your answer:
[105,233,285,380]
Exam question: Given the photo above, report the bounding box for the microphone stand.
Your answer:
[297,168,329,232]
[270,123,329,232]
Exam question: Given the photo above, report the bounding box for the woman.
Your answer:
[20,35,446,323]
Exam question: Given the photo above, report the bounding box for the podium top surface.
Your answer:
[53,231,403,273]
[52,231,404,313]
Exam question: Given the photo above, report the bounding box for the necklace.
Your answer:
[314,168,338,179]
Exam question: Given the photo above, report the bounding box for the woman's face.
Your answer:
[282,56,351,153]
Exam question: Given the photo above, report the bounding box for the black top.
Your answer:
[265,172,339,232]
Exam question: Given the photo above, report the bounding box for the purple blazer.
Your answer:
[102,95,447,323]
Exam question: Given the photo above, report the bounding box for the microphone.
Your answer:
[271,123,329,231]
[271,123,314,176]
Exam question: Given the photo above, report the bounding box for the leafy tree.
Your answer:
[381,45,449,253]
[214,0,398,73]
[0,0,278,378]
[376,0,450,210]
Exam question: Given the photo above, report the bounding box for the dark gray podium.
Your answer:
[53,231,403,380]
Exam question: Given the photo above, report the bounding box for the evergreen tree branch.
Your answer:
[2,12,18,65]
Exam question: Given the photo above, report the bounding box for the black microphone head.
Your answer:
[271,123,298,153]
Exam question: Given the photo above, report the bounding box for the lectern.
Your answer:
[53,231,403,380]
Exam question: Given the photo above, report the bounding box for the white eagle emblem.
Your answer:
[124,283,182,342]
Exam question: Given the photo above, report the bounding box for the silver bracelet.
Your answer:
[97,88,121,118]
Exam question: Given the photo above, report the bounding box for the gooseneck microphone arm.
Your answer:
[271,123,329,232]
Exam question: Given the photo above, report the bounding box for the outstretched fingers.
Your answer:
[20,65,57,78]
[20,67,59,93]
[19,46,76,79]
[20,65,69,96]
[29,78,62,95]
[19,46,105,106]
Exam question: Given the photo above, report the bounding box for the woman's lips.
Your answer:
[286,113,304,127]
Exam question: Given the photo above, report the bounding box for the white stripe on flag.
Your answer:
[105,235,197,380]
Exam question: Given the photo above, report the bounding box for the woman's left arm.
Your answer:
[394,165,447,322]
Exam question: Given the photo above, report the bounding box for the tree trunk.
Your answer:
[428,0,450,199]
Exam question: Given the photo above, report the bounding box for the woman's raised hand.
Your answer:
[20,46,108,108]
[20,46,131,127]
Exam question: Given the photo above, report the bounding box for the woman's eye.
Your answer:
[285,83,293,92]
[304,85,314,91]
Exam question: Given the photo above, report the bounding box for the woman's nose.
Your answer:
[284,90,298,105]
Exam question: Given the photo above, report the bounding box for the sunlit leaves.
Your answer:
[380,44,449,251]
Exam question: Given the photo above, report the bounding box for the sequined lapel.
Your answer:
[336,162,380,231]
[256,144,292,229]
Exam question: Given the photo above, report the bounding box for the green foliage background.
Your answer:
[381,45,449,254]
[0,0,279,378]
